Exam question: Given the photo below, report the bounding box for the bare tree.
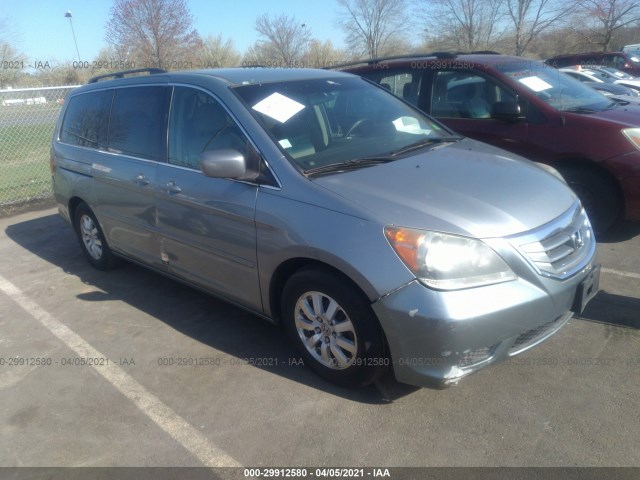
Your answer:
[426,0,506,52]
[302,40,348,68]
[337,0,408,59]
[105,0,201,69]
[505,0,576,55]
[578,0,640,50]
[195,34,241,68]
[254,13,311,65]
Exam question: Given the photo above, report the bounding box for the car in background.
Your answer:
[558,66,640,99]
[622,44,640,58]
[340,52,640,232]
[51,67,599,389]
[545,51,640,76]
[588,66,640,92]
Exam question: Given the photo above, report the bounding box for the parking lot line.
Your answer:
[601,267,640,280]
[0,272,243,468]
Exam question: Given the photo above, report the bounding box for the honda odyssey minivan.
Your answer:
[51,67,599,388]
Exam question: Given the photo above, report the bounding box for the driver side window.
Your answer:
[432,71,516,119]
[168,87,248,170]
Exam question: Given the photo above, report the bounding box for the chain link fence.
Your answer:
[0,85,78,212]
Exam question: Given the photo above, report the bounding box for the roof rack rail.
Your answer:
[326,52,458,70]
[88,68,167,84]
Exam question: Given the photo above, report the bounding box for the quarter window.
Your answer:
[108,86,171,160]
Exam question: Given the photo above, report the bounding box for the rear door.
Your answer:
[155,86,261,311]
[94,85,171,268]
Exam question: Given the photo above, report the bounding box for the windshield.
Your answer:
[495,60,613,112]
[233,77,455,172]
[600,66,635,80]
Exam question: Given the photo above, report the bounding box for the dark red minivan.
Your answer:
[341,53,640,232]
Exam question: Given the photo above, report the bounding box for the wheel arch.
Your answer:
[554,157,625,217]
[268,258,376,325]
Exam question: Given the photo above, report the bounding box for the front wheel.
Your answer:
[559,167,622,233]
[281,267,387,387]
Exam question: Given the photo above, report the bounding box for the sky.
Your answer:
[1,0,349,66]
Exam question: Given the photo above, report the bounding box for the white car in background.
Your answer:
[560,65,640,91]
[559,66,640,102]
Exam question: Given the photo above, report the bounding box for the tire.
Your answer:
[559,167,621,234]
[281,267,387,388]
[73,203,118,270]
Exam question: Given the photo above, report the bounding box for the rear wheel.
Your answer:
[281,267,386,387]
[559,167,621,233]
[73,202,117,270]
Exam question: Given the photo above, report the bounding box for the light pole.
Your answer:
[64,11,81,62]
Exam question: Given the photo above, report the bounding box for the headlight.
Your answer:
[622,128,640,150]
[384,227,517,290]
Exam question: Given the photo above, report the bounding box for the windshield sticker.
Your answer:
[278,139,292,149]
[518,76,553,92]
[252,92,305,123]
[392,116,431,135]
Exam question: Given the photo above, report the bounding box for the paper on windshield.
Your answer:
[518,76,553,92]
[252,92,305,123]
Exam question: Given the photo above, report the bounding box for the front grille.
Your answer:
[511,203,595,279]
[508,312,571,356]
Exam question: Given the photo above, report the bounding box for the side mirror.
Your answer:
[491,101,524,122]
[199,149,246,179]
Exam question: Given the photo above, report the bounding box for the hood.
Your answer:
[578,102,640,127]
[313,139,577,239]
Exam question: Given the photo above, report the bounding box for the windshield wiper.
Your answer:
[387,136,463,156]
[304,157,395,176]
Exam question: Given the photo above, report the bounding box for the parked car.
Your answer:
[340,52,640,232]
[545,51,640,76]
[51,67,599,389]
[622,44,640,58]
[587,66,640,91]
[558,66,640,99]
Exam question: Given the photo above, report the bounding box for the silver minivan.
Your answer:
[51,67,600,388]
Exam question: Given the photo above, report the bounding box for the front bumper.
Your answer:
[372,262,599,389]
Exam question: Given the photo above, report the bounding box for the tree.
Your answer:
[105,0,201,69]
[302,39,348,68]
[195,34,241,68]
[0,17,26,88]
[254,13,311,65]
[505,0,576,55]
[578,0,640,50]
[337,0,408,59]
[425,0,506,52]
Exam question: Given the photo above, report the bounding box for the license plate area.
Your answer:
[572,264,600,314]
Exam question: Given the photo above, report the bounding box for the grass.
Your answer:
[0,110,60,206]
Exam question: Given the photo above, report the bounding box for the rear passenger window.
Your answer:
[108,86,171,160]
[168,87,248,170]
[60,90,112,149]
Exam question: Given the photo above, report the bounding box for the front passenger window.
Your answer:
[168,87,248,170]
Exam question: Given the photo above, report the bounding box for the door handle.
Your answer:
[165,181,182,194]
[133,173,150,186]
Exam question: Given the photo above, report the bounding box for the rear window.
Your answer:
[59,90,112,149]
